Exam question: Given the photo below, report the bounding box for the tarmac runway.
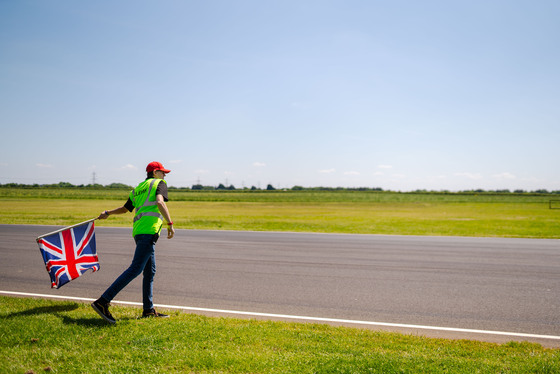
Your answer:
[1,224,559,347]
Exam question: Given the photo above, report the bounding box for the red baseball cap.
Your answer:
[146,161,171,173]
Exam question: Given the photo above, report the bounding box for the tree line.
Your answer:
[1,182,559,195]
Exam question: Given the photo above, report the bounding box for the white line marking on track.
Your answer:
[2,290,559,341]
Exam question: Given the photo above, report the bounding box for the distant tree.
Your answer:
[266,184,275,191]
[107,183,132,189]
[292,186,304,190]
[217,183,226,190]
[53,182,75,188]
[250,186,258,190]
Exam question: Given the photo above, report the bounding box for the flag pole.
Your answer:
[36,218,98,241]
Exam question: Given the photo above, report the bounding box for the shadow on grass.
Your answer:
[59,314,115,327]
[2,299,147,328]
[3,303,79,318]
[2,302,118,327]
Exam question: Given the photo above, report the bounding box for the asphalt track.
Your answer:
[1,224,559,347]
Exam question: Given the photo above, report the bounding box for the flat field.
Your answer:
[1,188,558,238]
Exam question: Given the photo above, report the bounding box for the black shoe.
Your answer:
[91,298,116,324]
[142,308,169,318]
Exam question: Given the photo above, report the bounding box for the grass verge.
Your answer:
[1,296,559,373]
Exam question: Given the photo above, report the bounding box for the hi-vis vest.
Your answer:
[130,178,166,236]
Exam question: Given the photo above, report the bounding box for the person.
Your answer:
[91,161,175,323]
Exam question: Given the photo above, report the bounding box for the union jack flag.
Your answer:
[37,221,100,288]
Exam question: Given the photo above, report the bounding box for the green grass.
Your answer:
[2,188,559,238]
[1,296,559,374]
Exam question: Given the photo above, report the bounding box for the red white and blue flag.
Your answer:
[37,220,100,288]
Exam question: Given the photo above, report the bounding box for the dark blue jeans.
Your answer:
[101,234,157,310]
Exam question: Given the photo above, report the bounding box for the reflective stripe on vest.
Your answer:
[133,211,163,223]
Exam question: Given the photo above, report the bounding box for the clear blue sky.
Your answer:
[1,1,559,191]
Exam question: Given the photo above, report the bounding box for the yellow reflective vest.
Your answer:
[129,178,166,236]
